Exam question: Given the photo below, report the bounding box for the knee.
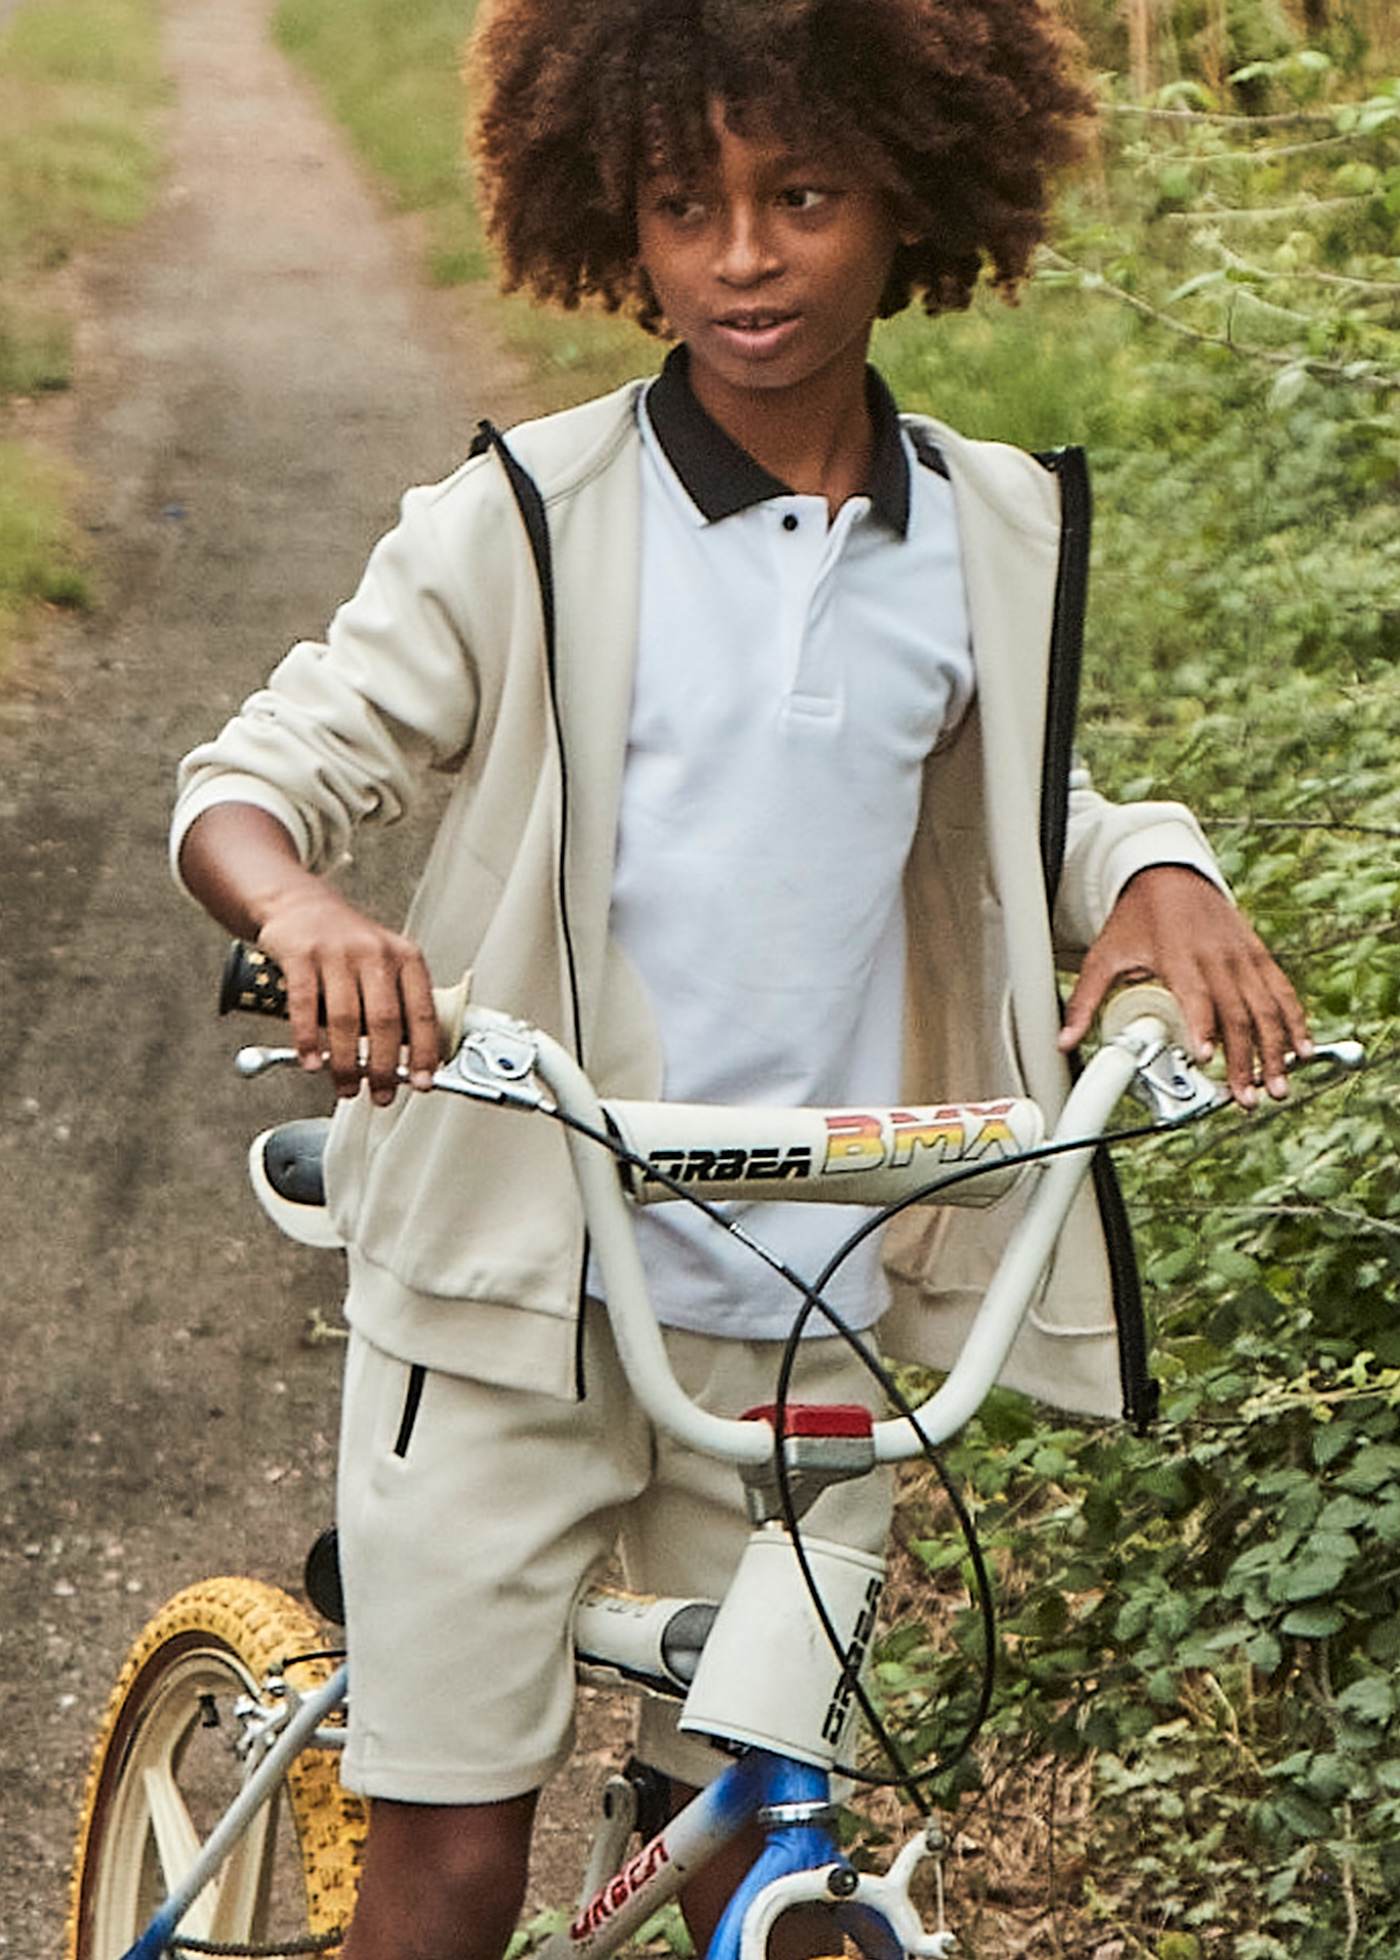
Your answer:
[347,1793,537,1960]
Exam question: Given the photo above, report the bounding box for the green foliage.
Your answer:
[870,39,1400,1960]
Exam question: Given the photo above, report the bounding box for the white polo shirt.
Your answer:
[606,348,974,1340]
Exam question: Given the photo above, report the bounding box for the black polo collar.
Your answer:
[644,345,912,537]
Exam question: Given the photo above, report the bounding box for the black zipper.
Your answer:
[476,422,593,1400]
[392,1363,427,1458]
[1037,448,1159,1432]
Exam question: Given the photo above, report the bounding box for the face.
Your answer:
[635,102,906,415]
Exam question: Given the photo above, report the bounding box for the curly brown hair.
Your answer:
[468,0,1092,331]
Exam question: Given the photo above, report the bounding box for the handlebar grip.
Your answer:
[218,939,473,1055]
[1098,980,1192,1051]
[219,941,289,1019]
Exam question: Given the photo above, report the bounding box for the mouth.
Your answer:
[709,309,802,358]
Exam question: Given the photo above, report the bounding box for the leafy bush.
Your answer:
[872,51,1399,1958]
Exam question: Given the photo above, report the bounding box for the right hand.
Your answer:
[256,887,440,1105]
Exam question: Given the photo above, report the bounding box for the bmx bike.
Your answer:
[65,948,1362,1960]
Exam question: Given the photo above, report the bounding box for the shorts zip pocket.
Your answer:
[392,1363,427,1459]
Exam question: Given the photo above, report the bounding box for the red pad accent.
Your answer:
[740,1403,874,1438]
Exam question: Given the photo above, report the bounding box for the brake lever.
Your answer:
[1127,1034,1366,1130]
[1128,1046,1226,1127]
[234,1022,554,1114]
[1288,1039,1365,1076]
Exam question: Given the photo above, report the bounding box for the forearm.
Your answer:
[177,802,323,941]
[176,801,439,1103]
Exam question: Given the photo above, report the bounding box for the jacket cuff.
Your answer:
[1099,824,1231,914]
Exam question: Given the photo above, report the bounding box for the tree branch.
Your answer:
[1035,248,1400,391]
[1156,195,1373,223]
[1104,102,1341,130]
[1151,131,1369,163]
[1205,816,1400,838]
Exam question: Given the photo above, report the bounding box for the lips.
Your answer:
[716,309,796,330]
[710,309,802,358]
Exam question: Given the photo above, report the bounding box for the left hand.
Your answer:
[1058,865,1312,1108]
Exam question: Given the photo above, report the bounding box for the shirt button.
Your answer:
[782,513,799,532]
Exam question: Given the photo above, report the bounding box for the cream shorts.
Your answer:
[336,1308,892,1804]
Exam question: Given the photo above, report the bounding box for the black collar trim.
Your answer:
[644,345,912,536]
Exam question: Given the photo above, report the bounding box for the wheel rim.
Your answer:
[83,1636,311,1958]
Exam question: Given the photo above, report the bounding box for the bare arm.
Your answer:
[179,803,439,1104]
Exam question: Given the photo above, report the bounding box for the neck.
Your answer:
[686,349,875,511]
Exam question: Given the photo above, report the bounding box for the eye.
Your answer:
[776,185,835,215]
[649,188,707,225]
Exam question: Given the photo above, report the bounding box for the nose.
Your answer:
[715,201,780,287]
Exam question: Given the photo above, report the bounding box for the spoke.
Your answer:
[142,1764,216,1939]
[207,1782,280,1941]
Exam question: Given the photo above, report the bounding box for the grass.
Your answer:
[0,0,166,675]
[274,0,490,289]
[0,442,92,629]
[274,0,657,401]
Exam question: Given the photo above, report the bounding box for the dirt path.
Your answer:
[0,1,619,1949]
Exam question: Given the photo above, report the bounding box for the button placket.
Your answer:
[784,497,861,717]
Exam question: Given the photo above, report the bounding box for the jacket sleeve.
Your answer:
[1051,759,1230,960]
[170,478,481,886]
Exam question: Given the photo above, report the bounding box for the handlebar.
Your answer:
[220,943,1363,1468]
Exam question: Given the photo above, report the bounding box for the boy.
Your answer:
[172,2,1309,1956]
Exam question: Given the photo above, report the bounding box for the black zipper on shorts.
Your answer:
[392,1363,427,1458]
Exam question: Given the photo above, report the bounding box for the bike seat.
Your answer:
[248,1119,346,1250]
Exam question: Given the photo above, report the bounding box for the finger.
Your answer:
[320,959,367,1099]
[397,955,441,1089]
[265,942,324,1074]
[1153,959,1218,1068]
[1212,980,1262,1110]
[1275,967,1313,1065]
[1059,948,1116,1051]
[359,956,411,1106]
[1245,961,1309,1101]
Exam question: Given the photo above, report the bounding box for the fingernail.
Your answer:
[1267,1076,1289,1100]
[1239,1085,1259,1110]
[411,1070,435,1091]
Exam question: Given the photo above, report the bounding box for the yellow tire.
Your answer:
[66,1577,366,1959]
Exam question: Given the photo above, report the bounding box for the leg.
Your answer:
[341,1793,538,1960]
[333,1322,649,1960]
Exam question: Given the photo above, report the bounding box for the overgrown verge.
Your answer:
[869,43,1399,1960]
[0,0,166,677]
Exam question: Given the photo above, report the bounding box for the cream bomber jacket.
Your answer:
[173,381,1222,1419]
